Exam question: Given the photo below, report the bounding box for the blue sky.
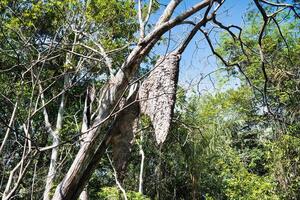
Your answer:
[150,0,252,94]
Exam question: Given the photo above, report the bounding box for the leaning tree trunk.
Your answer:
[51,1,211,199]
[51,70,137,199]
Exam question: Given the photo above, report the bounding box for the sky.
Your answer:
[150,0,252,95]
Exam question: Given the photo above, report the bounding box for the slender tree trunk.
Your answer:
[138,131,145,194]
[43,133,59,200]
[0,101,18,155]
[43,75,67,200]
[31,162,37,200]
[79,189,89,200]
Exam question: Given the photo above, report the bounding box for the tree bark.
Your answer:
[138,131,145,194]
[79,189,89,200]
[43,131,59,200]
[51,1,210,199]
[79,86,95,200]
[43,74,67,200]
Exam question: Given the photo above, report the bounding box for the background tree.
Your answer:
[0,0,299,199]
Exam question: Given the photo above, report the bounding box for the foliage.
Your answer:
[96,187,150,200]
[0,1,299,199]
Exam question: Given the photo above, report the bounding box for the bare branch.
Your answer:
[0,101,18,155]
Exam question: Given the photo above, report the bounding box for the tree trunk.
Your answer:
[43,133,59,200]
[79,188,89,200]
[43,75,67,200]
[51,1,210,198]
[138,131,145,194]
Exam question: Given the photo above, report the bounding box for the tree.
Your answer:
[0,0,299,199]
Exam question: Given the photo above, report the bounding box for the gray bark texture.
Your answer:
[111,52,181,179]
[111,85,140,181]
[51,1,210,199]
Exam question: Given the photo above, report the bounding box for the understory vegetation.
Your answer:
[0,0,299,199]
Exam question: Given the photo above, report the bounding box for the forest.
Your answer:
[0,0,299,199]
